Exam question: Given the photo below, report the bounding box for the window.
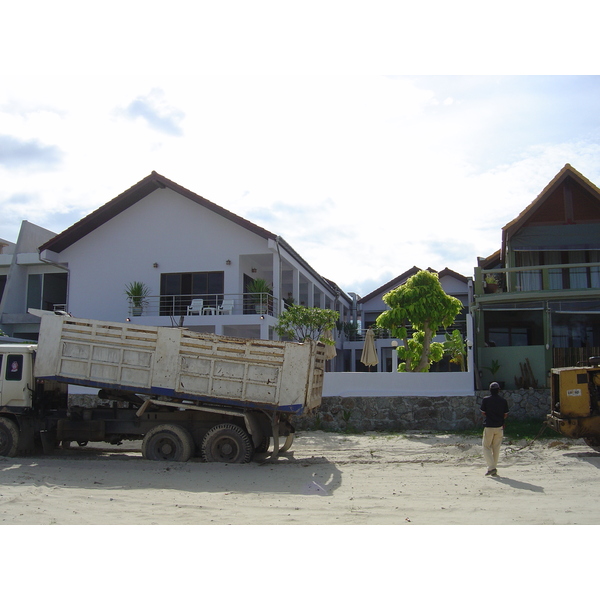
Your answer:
[515,251,542,291]
[27,272,68,310]
[484,310,543,347]
[487,326,530,346]
[5,354,23,381]
[519,250,600,291]
[0,274,6,303]
[160,271,224,315]
[552,312,600,348]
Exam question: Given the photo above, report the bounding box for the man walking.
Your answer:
[480,382,509,476]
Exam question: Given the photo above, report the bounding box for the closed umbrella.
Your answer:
[360,327,378,371]
[322,329,337,360]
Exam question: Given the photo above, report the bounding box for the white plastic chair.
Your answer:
[218,299,234,315]
[187,299,204,315]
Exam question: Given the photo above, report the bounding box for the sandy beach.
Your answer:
[2,430,599,526]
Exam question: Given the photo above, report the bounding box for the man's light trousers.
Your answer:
[482,426,504,470]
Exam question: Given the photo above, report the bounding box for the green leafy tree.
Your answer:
[396,330,445,372]
[275,304,338,345]
[376,270,463,372]
[444,329,466,372]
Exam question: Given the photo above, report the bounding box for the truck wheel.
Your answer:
[0,417,20,458]
[255,435,270,453]
[201,424,254,463]
[142,425,194,462]
[583,437,600,453]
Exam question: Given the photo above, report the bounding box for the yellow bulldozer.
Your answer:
[547,357,600,453]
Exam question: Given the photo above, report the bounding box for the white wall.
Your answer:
[323,371,475,397]
[56,188,272,321]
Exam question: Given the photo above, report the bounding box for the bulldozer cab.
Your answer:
[548,357,600,449]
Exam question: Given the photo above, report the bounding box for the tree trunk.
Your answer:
[402,336,412,371]
[415,323,433,372]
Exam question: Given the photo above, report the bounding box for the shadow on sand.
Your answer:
[491,476,544,493]
[0,447,343,497]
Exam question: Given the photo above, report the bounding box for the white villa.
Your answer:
[1,171,472,385]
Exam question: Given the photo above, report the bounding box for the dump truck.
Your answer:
[0,310,325,462]
[546,357,600,452]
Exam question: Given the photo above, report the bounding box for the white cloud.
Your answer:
[1,4,599,297]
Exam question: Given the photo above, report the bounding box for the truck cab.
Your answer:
[0,344,36,410]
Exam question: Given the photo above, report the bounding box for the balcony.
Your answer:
[475,261,600,301]
[127,293,279,319]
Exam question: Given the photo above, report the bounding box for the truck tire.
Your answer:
[0,417,20,458]
[142,424,194,462]
[201,423,254,463]
[583,437,600,453]
[255,435,270,453]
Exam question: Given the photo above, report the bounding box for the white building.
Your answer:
[340,267,473,372]
[35,172,352,368]
[0,221,66,340]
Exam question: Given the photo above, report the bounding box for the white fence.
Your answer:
[323,371,474,397]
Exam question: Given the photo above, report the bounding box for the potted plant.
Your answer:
[484,273,500,293]
[483,359,504,388]
[246,278,272,314]
[283,294,295,309]
[125,281,150,316]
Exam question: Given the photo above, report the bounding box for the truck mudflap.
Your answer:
[546,413,600,439]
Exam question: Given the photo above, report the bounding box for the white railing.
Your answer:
[128,293,279,318]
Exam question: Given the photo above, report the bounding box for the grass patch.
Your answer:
[312,419,565,442]
[503,418,562,442]
[437,419,562,441]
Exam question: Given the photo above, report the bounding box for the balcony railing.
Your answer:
[475,262,600,297]
[128,293,279,318]
[342,322,467,342]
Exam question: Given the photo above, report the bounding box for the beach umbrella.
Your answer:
[360,327,378,370]
[322,329,337,360]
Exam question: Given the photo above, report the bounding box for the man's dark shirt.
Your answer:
[480,392,509,428]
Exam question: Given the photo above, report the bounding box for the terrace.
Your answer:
[474,261,600,300]
[474,261,600,384]
[127,292,279,319]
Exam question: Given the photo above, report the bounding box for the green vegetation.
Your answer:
[444,329,466,371]
[376,270,463,372]
[124,281,150,308]
[338,419,562,441]
[275,304,339,344]
[503,419,561,442]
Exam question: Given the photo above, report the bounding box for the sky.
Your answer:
[1,1,600,298]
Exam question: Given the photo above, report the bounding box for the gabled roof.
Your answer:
[359,266,423,304]
[437,267,470,284]
[360,266,470,304]
[38,171,344,298]
[40,171,276,253]
[502,164,600,257]
[477,249,501,269]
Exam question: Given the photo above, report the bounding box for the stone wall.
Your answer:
[293,389,551,432]
[68,388,550,433]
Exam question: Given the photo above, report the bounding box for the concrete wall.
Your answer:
[294,389,550,432]
[323,371,475,397]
